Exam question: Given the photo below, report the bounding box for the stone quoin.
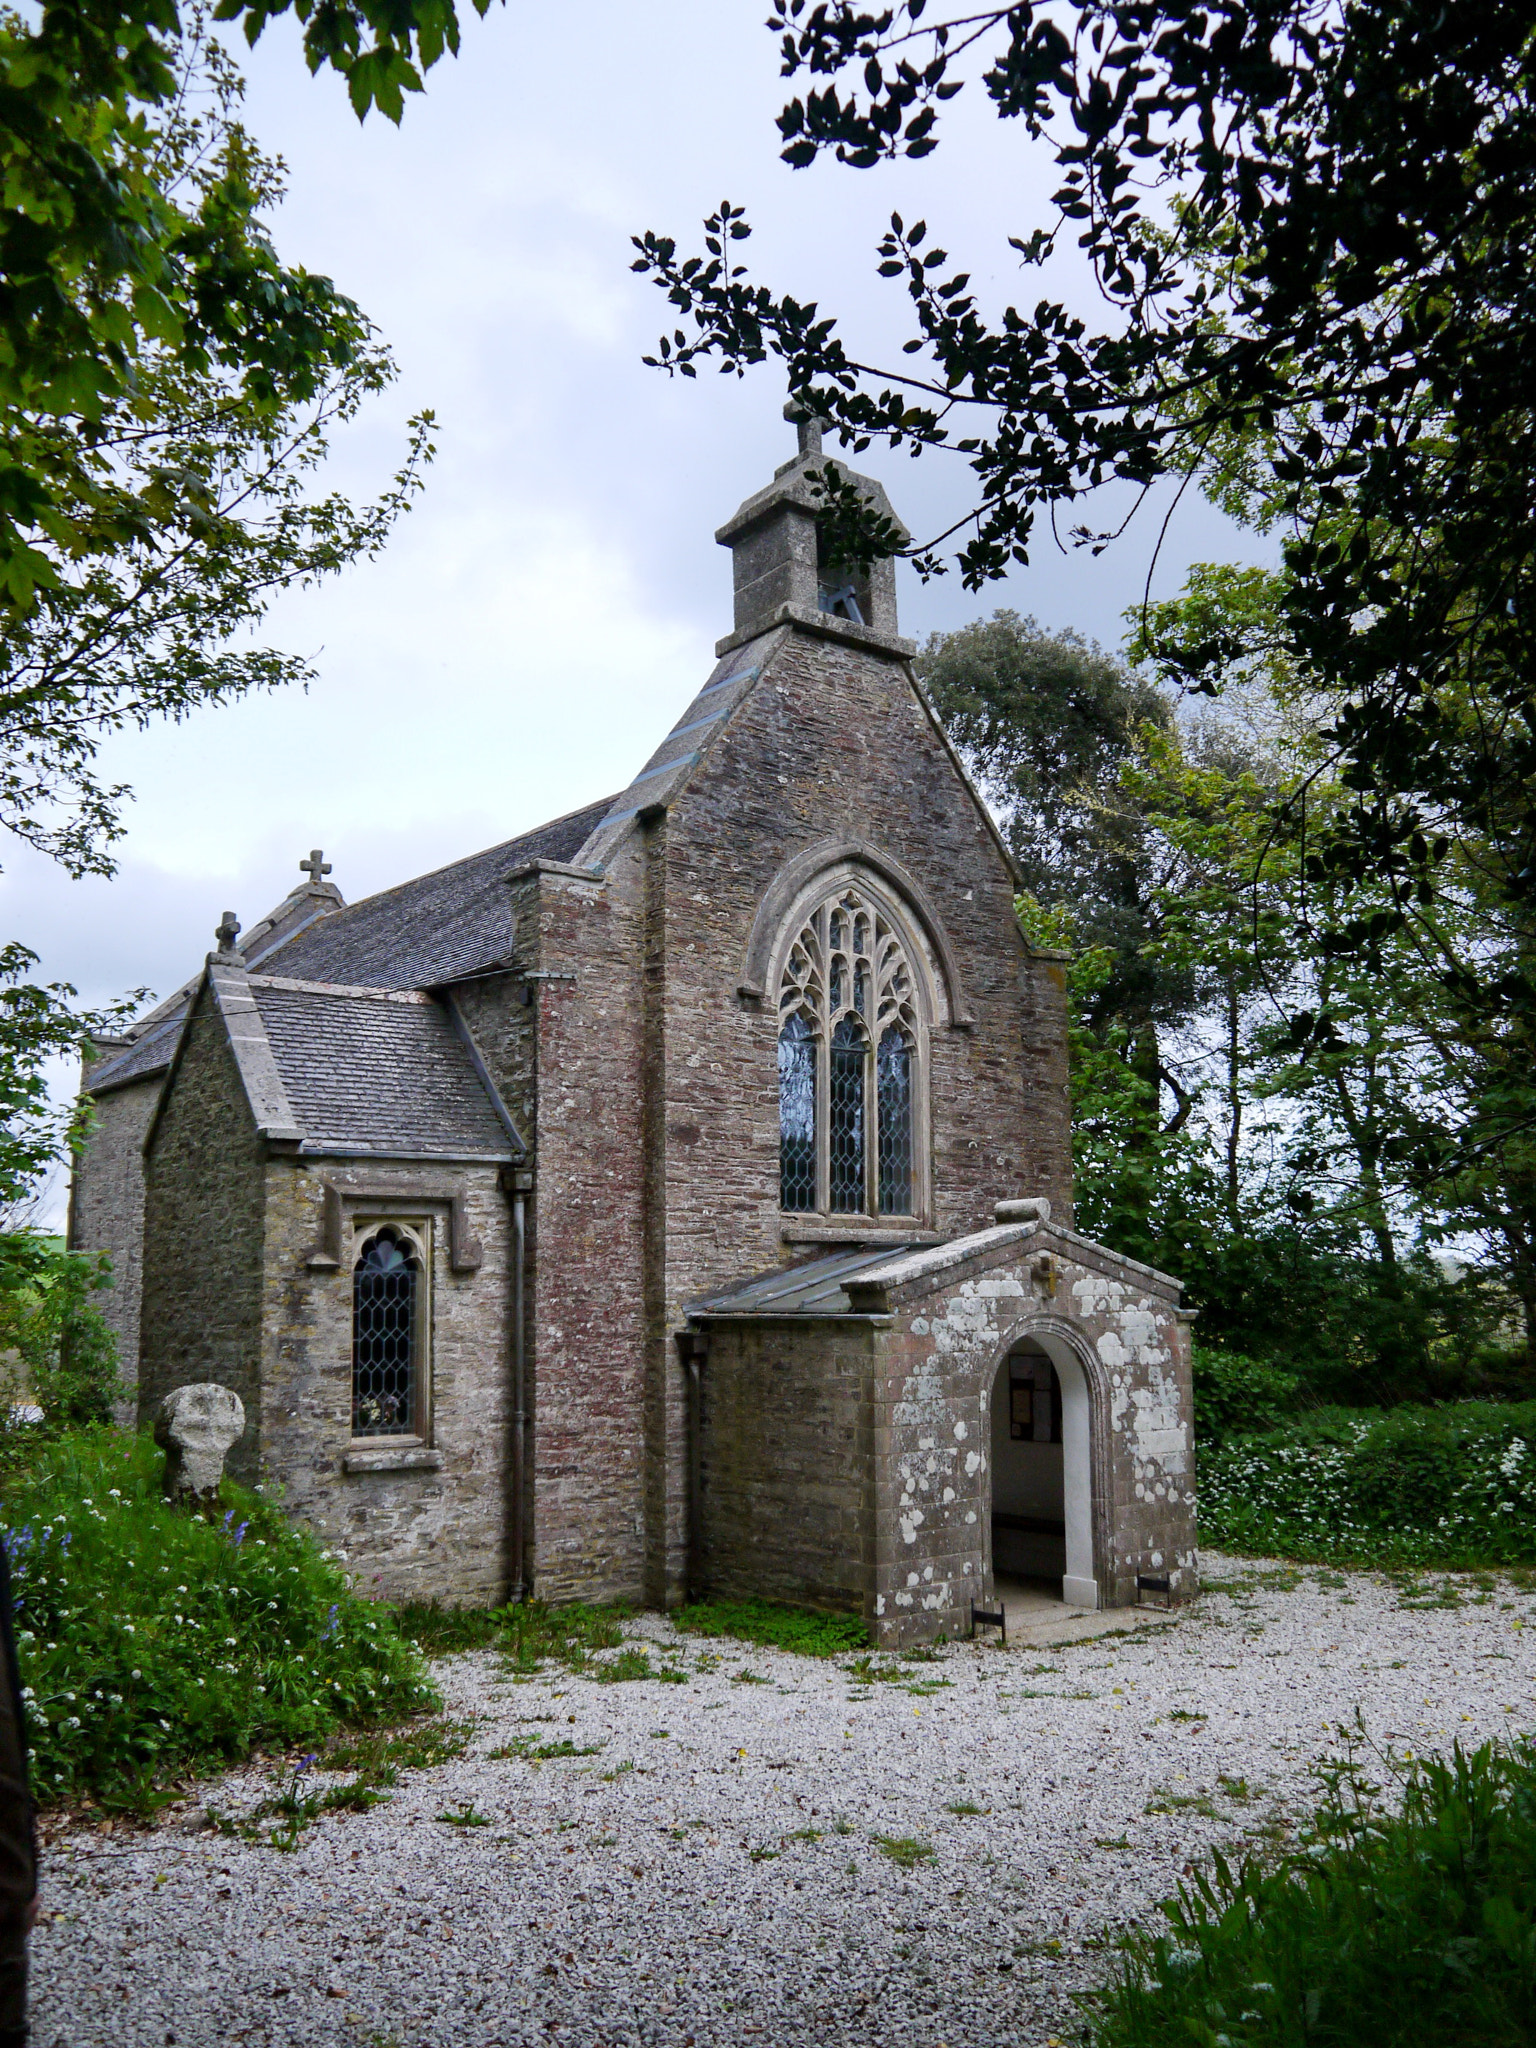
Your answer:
[68,412,1197,1643]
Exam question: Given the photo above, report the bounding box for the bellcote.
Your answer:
[714,406,913,659]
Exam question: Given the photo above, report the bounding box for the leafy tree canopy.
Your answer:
[0,0,487,612]
[0,12,437,1208]
[634,1,1536,1046]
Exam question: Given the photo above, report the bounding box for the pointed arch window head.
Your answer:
[353,1227,420,1437]
[776,884,924,1220]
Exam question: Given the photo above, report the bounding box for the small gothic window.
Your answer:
[829,1015,868,1212]
[353,1227,420,1437]
[776,883,925,1218]
[877,1025,913,1214]
[778,1013,817,1212]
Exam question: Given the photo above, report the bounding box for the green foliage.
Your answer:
[392,1600,509,1657]
[0,968,136,1214]
[917,613,1175,1016]
[0,1232,124,1427]
[0,0,490,615]
[1,22,433,881]
[673,1596,870,1658]
[2,1428,435,1812]
[640,5,1536,1073]
[1094,1740,1536,2048]
[1200,1402,1536,1570]
[1191,1349,1301,1447]
[322,1717,470,1780]
[873,1835,936,1869]
[497,1601,626,1675]
[0,18,436,1221]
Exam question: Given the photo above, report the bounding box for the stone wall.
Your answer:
[68,1072,160,1397]
[138,985,267,1480]
[694,1223,1196,1649]
[694,1316,875,1613]
[457,862,651,1607]
[643,625,1072,1603]
[256,1160,514,1607]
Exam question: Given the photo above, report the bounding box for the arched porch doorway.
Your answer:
[988,1329,1098,1614]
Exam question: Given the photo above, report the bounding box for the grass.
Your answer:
[323,1716,473,1782]
[673,1596,869,1658]
[205,1714,474,1850]
[435,1801,491,1828]
[397,1596,629,1674]
[1093,1738,1536,2048]
[3,1427,435,1814]
[875,1834,937,1868]
[489,1735,604,1762]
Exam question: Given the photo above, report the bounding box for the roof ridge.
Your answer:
[249,974,431,1004]
[267,795,621,940]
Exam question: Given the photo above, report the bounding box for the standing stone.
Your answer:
[155,1383,245,1504]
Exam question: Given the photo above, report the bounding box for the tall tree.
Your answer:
[634,0,1536,1076]
[0,14,438,1207]
[2,23,432,880]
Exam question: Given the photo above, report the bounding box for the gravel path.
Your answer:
[31,1554,1536,2048]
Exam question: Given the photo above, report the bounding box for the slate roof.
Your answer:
[87,1006,189,1095]
[261,796,616,991]
[687,1245,925,1319]
[249,980,517,1159]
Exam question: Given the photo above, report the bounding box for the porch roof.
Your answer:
[686,1243,928,1320]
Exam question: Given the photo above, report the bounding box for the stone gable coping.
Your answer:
[842,1218,1184,1313]
[207,963,303,1147]
[572,641,781,873]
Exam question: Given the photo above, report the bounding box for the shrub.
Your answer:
[1191,1348,1301,1444]
[674,1596,869,1657]
[3,1428,435,1812]
[1093,1739,1536,2048]
[1199,1400,1536,1568]
[0,1234,124,1429]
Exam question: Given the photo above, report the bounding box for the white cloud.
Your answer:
[13,0,1274,1226]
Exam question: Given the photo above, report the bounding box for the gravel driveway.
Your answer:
[30,1554,1536,2048]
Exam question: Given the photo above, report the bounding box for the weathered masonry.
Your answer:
[70,410,1197,1639]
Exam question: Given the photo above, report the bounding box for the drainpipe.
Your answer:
[679,1329,708,1600]
[509,1168,533,1601]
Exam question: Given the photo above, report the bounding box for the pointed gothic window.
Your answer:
[776,883,925,1219]
[353,1227,420,1437]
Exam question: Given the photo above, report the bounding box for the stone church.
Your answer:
[69,416,1197,1645]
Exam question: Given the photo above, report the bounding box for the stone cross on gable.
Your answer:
[300,848,332,884]
[214,911,241,955]
[784,400,823,460]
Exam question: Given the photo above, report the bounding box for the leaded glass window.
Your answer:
[877,1025,913,1214]
[776,882,924,1218]
[778,1013,817,1211]
[829,1015,868,1211]
[353,1227,420,1437]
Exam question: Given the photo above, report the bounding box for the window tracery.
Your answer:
[777,884,923,1217]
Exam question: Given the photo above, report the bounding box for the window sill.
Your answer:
[342,1442,443,1475]
[780,1218,941,1248]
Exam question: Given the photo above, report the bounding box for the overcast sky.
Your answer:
[15,0,1271,1221]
